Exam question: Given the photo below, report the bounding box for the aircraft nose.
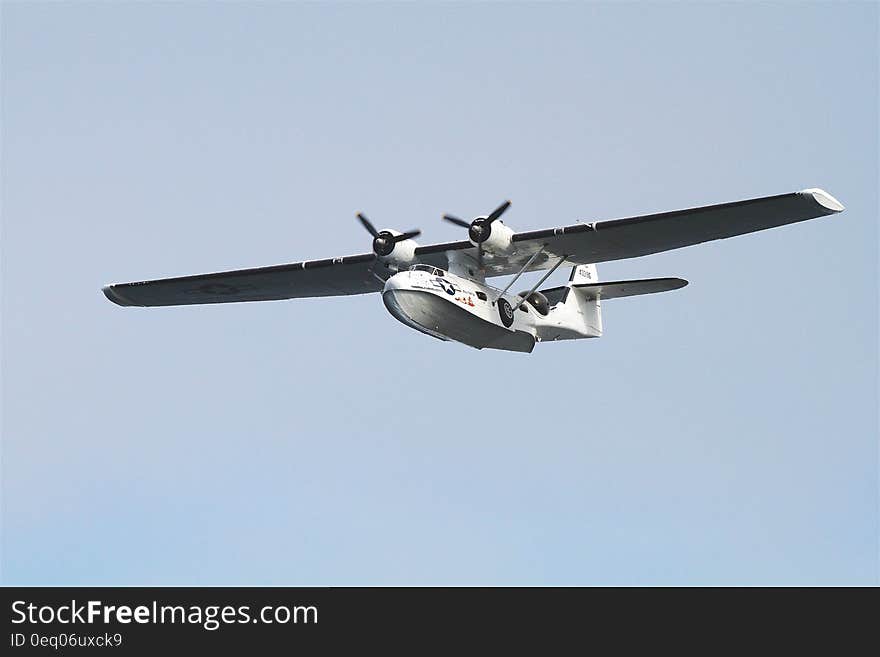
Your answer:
[382,270,408,293]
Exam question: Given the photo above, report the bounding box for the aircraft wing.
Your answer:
[104,188,842,307]
[415,188,844,277]
[103,253,384,307]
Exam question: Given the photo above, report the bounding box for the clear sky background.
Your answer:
[2,2,877,585]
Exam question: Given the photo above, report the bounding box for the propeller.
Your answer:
[358,213,420,257]
[442,200,511,269]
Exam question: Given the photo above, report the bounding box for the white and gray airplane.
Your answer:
[103,188,844,353]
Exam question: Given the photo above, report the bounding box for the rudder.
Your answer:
[563,264,602,337]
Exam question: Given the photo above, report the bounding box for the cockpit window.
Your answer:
[409,264,446,276]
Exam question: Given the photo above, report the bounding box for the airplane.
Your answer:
[103,188,844,353]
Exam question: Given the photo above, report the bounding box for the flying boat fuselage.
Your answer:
[382,265,598,353]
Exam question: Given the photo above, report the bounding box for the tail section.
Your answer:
[538,264,687,343]
[540,264,602,340]
[566,264,603,337]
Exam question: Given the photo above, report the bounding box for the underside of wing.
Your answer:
[542,277,688,305]
[511,188,843,268]
[414,240,560,278]
[104,188,843,307]
[417,189,844,278]
[103,253,383,307]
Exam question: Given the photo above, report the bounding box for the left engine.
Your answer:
[357,213,420,268]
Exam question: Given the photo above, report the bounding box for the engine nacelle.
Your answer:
[376,229,418,268]
[471,218,515,253]
[442,200,515,262]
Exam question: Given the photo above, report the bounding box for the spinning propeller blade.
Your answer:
[485,200,511,224]
[392,230,421,242]
[442,214,471,229]
[357,213,380,238]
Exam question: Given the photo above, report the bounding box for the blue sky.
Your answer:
[2,2,877,585]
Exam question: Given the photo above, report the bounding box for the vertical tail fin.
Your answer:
[570,263,598,285]
[563,264,602,336]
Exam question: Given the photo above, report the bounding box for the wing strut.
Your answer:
[495,246,546,304]
[510,256,567,308]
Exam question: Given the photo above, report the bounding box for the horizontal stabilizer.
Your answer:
[542,277,687,305]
